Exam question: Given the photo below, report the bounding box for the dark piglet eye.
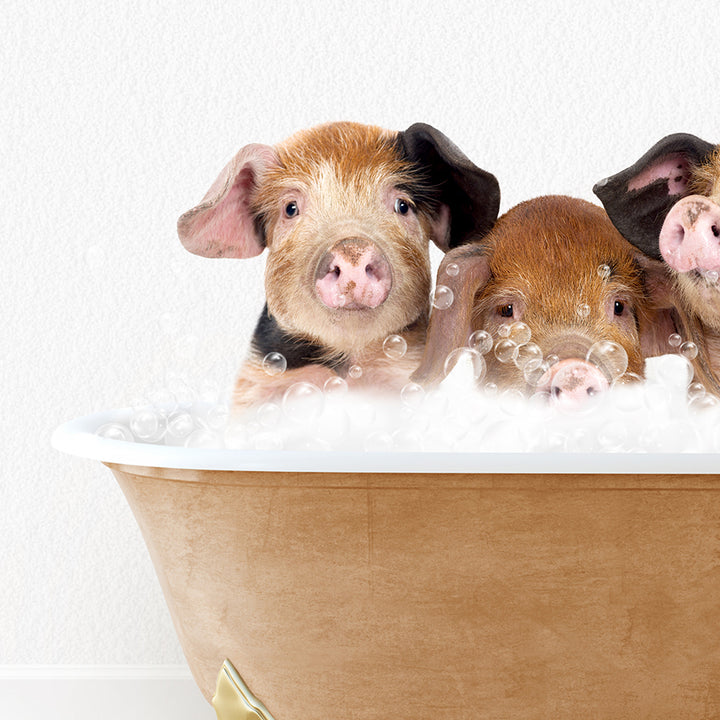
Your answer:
[394,198,410,215]
[614,300,625,316]
[499,304,513,318]
[284,201,299,218]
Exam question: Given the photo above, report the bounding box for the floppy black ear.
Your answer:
[399,123,500,250]
[593,133,715,261]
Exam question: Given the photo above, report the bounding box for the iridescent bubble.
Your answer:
[668,333,682,348]
[96,423,133,442]
[282,382,324,423]
[323,376,349,395]
[382,334,407,360]
[256,402,281,428]
[262,352,287,376]
[445,262,460,277]
[586,340,628,380]
[130,407,163,440]
[494,339,518,364]
[597,264,611,279]
[166,411,195,440]
[468,329,492,355]
[443,347,486,381]
[680,341,698,360]
[508,322,531,345]
[576,303,591,319]
[431,285,454,310]
[514,342,543,371]
[400,381,425,408]
[348,364,363,379]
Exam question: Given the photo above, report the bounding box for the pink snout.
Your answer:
[315,239,392,310]
[546,359,610,411]
[659,195,720,274]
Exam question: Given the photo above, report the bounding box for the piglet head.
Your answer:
[415,196,677,409]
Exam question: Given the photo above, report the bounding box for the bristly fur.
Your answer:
[690,146,720,198]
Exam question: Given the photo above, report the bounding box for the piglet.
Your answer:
[413,196,678,409]
[593,134,720,391]
[178,122,500,409]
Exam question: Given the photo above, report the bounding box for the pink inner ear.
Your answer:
[429,204,451,251]
[178,143,279,259]
[627,153,691,196]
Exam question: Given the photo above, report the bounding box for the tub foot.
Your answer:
[212,660,276,720]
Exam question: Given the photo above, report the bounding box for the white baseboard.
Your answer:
[0,666,215,720]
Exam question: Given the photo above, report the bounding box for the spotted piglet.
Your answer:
[178,122,500,409]
[593,134,720,391]
[412,196,678,410]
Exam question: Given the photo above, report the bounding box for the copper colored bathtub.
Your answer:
[53,409,720,719]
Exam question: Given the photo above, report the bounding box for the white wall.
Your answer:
[2,0,718,715]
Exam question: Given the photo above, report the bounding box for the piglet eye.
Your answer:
[394,198,410,215]
[499,304,514,318]
[614,300,625,316]
[284,201,299,218]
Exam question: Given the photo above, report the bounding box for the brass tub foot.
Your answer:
[212,660,276,720]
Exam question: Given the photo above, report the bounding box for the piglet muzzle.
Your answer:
[315,238,392,310]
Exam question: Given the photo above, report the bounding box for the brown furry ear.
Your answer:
[178,143,280,258]
[412,244,491,385]
[593,133,715,261]
[399,124,500,251]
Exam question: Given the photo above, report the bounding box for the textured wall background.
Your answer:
[2,0,718,665]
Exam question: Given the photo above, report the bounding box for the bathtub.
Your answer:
[53,407,720,719]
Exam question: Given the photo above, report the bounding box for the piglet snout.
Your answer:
[315,238,392,310]
[547,359,610,411]
[659,195,720,274]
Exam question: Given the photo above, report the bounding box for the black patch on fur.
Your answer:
[397,124,501,249]
[593,133,716,261]
[250,305,339,370]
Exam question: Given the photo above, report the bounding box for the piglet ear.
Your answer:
[177,143,280,258]
[412,244,491,386]
[593,133,715,261]
[399,124,500,251]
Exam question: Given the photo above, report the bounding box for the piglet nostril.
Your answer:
[713,225,719,239]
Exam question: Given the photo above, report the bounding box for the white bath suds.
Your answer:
[97,354,720,453]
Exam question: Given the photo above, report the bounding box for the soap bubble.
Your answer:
[324,376,349,395]
[494,339,518,364]
[431,285,454,310]
[514,342,543,371]
[383,334,407,360]
[586,340,628,380]
[96,423,133,442]
[130,406,164,441]
[668,333,682,348]
[400,381,425,408]
[166,411,195,440]
[445,262,460,277]
[576,303,591,318]
[164,372,196,408]
[185,428,220,449]
[348,364,363,379]
[545,354,560,368]
[282,382,324,423]
[680,341,698,360]
[256,402,282,428]
[689,393,720,411]
[443,347,486,381]
[364,431,394,452]
[508,322,531,345]
[497,324,511,338]
[468,329,492,355]
[524,360,550,387]
[688,382,706,400]
[597,264,611,279]
[705,270,719,284]
[262,352,287,376]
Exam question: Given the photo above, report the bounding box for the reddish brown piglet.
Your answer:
[178,122,500,410]
[594,134,720,391]
[413,196,678,409]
